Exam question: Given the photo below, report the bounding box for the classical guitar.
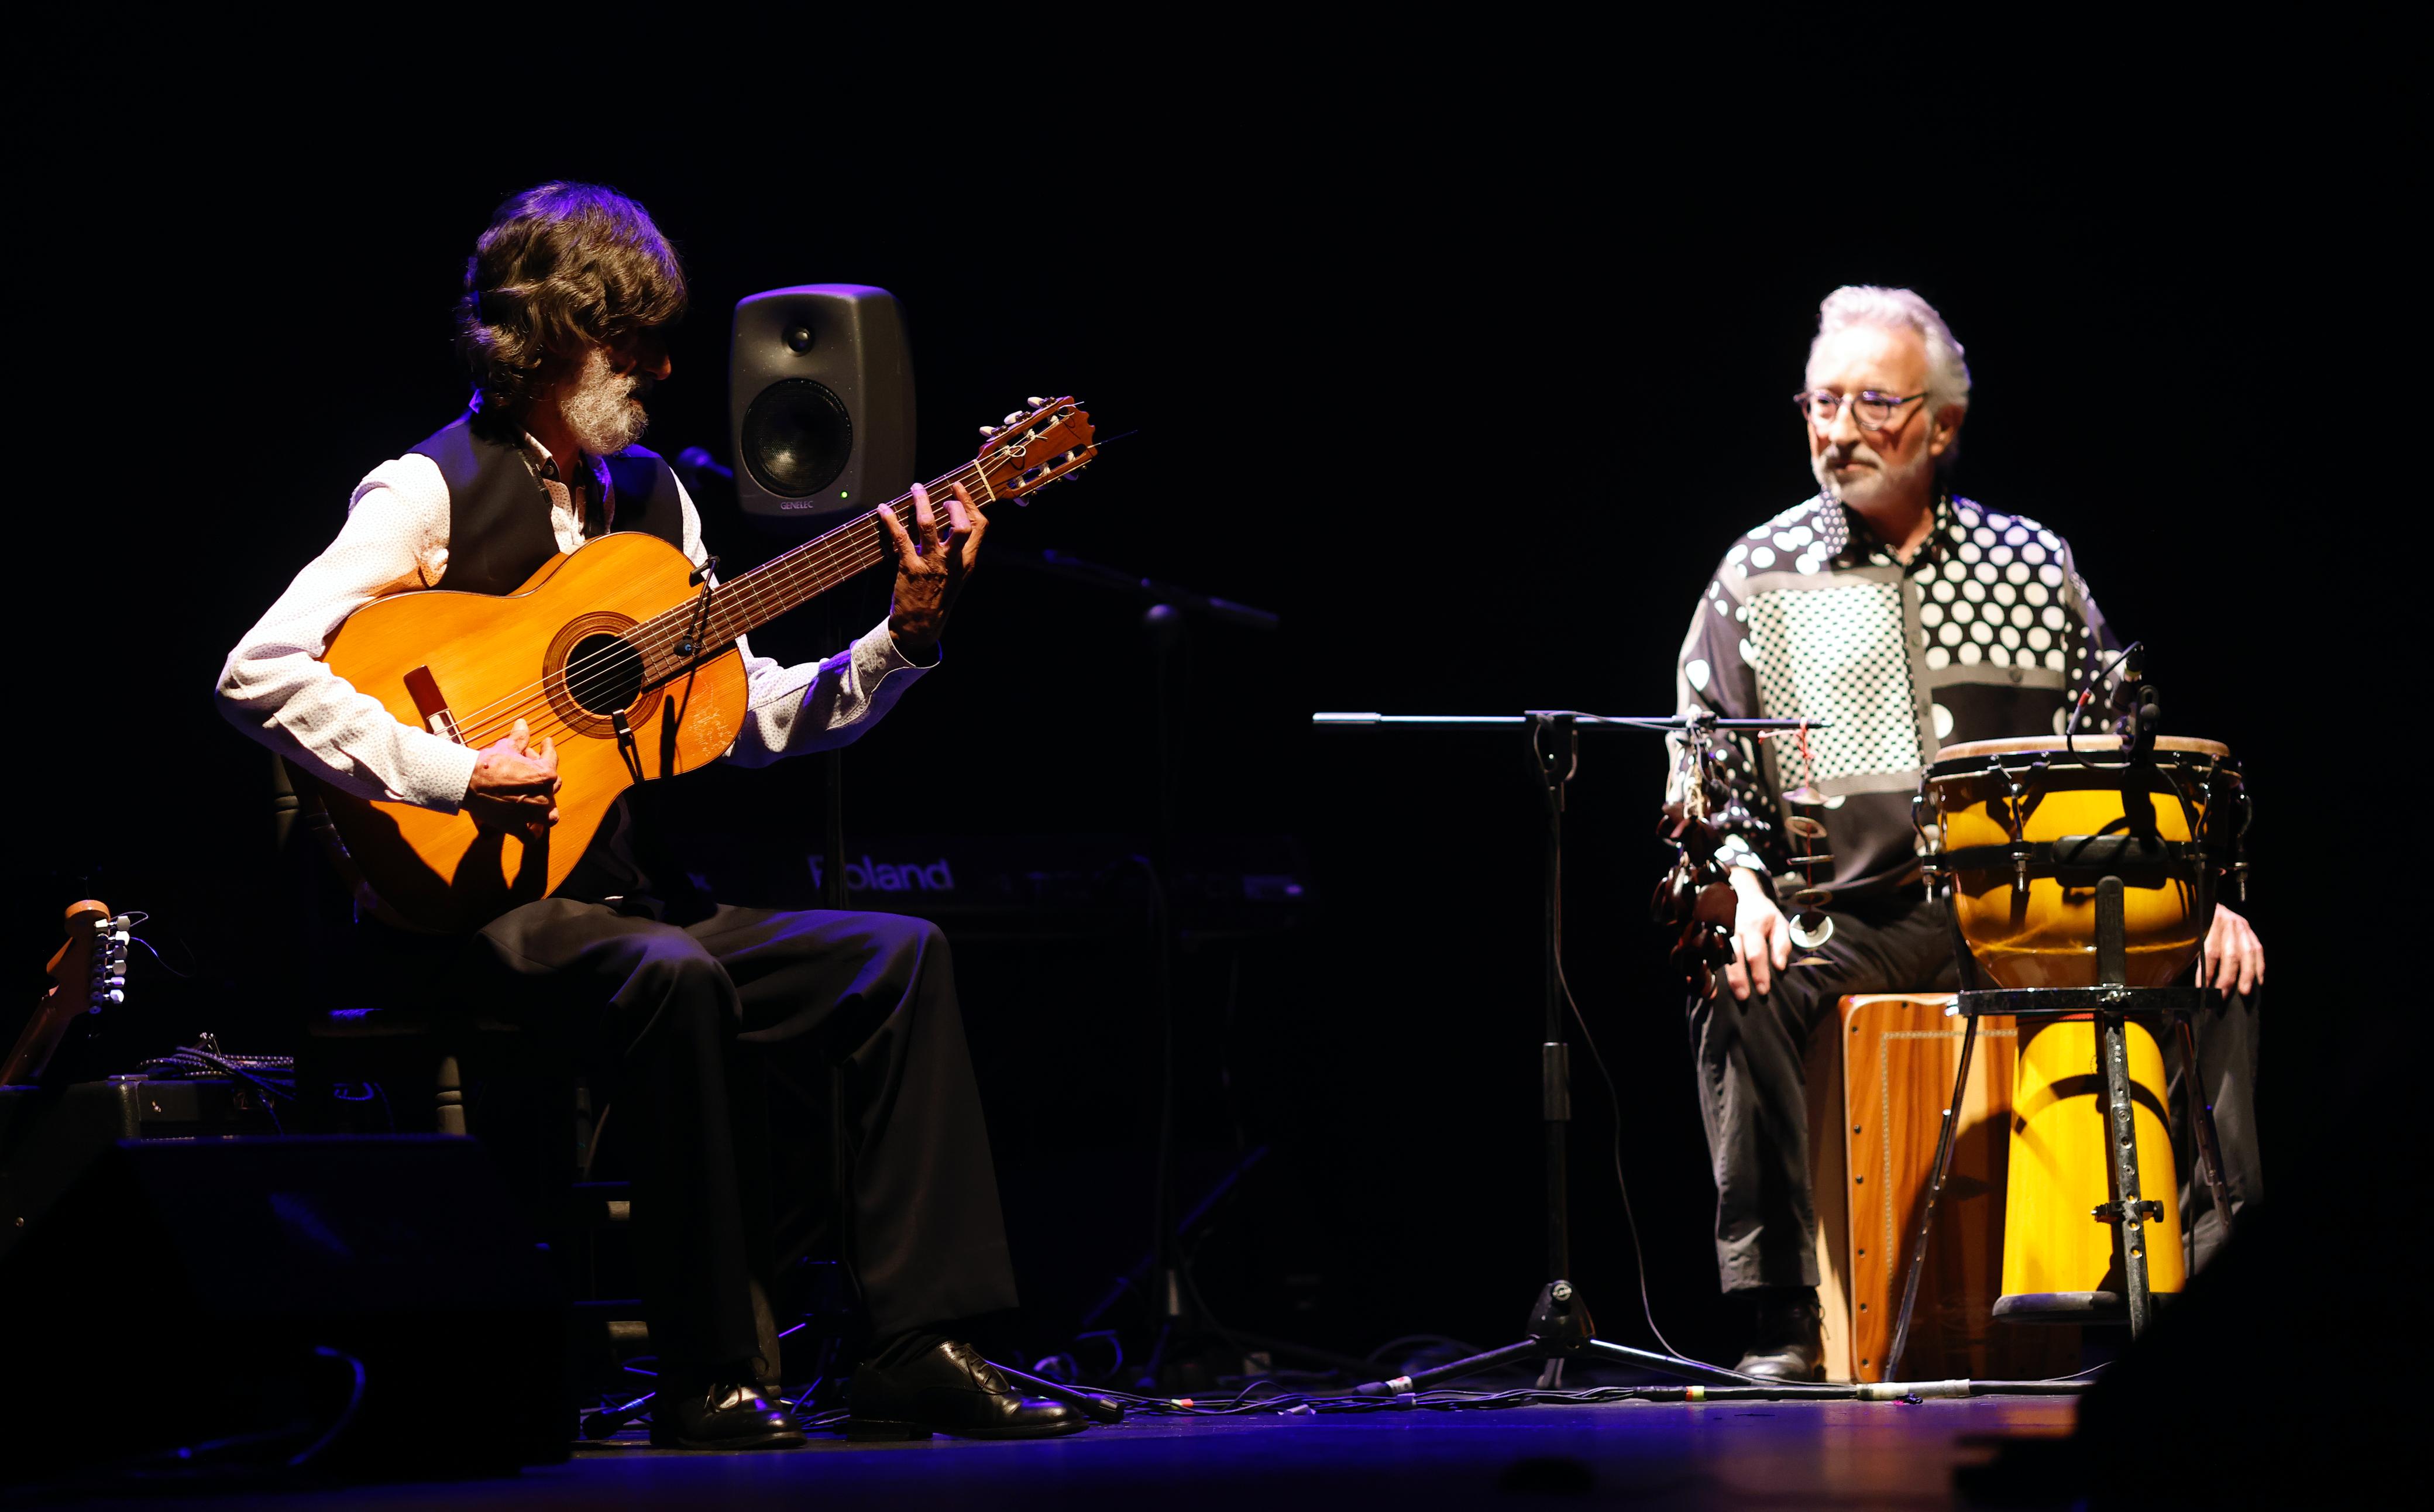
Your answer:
[298,397,1097,933]
[2,900,127,1087]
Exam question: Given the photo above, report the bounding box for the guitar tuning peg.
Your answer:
[1002,411,1025,426]
[1025,396,1046,408]
[979,425,1000,438]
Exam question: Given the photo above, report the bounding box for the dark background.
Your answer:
[16,82,2387,1374]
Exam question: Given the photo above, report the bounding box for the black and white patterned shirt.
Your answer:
[1669,494,2117,903]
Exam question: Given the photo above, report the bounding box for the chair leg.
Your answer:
[435,1053,467,1136]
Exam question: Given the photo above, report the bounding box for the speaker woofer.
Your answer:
[741,378,854,498]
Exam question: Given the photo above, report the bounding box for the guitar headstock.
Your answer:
[2,899,124,1087]
[56,901,127,1010]
[972,396,1096,505]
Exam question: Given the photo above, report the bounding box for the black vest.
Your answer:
[407,411,686,593]
[406,411,690,908]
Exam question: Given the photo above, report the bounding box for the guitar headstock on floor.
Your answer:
[2,900,129,1087]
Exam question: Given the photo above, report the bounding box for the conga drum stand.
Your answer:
[1883,876,2239,1377]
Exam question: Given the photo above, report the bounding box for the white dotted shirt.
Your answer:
[1669,494,2115,901]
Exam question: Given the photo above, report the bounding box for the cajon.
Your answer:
[1803,993,2080,1382]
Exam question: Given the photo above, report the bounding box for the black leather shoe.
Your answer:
[848,1340,1087,1439]
[1734,1290,1826,1382]
[649,1380,807,1451]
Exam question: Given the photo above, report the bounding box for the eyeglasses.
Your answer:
[1792,389,1927,432]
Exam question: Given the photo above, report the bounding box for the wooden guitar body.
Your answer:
[294,396,1097,934]
[310,532,748,933]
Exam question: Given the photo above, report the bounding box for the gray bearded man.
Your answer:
[1666,286,2267,1380]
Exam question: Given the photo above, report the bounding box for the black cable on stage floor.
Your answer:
[1558,958,1694,1362]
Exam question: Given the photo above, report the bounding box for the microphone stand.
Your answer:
[1311,710,1819,1391]
[1006,546,1280,1390]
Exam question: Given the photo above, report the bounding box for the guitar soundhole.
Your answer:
[565,633,645,717]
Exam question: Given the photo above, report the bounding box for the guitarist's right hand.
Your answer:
[465,717,562,841]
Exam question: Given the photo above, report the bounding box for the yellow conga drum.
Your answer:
[1997,1016,2185,1309]
[1920,735,2245,1316]
[1920,735,2242,989]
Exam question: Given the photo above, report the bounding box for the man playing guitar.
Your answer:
[216,183,1082,1448]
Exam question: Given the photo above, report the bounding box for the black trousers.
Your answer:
[1683,891,2264,1293]
[466,900,1017,1373]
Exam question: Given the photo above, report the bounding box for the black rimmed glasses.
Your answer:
[1793,388,1927,432]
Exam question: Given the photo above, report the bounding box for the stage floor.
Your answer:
[72,1397,2081,1510]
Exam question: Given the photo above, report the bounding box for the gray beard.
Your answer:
[1813,440,1931,516]
[561,348,650,456]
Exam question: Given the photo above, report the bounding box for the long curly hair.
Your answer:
[456,183,686,418]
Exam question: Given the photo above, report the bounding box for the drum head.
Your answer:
[1934,734,2231,765]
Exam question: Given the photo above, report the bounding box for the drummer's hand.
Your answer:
[2202,904,2264,998]
[1723,869,1792,1001]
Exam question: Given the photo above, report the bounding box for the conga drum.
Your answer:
[1919,735,2246,1316]
[1998,1016,2185,1308]
[1918,734,2244,990]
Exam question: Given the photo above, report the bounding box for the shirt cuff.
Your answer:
[401,730,482,811]
[437,736,482,808]
[871,620,941,674]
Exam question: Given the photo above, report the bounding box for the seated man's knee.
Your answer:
[618,926,730,1000]
[853,911,947,968]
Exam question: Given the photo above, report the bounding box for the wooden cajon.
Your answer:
[1804,993,2080,1382]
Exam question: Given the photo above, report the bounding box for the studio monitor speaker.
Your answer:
[731,284,916,525]
[1,1136,566,1479]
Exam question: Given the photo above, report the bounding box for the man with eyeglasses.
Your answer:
[1666,286,2265,1380]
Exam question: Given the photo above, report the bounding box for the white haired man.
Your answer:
[1668,286,2266,1380]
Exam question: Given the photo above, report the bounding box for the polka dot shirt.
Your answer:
[1668,494,2116,902]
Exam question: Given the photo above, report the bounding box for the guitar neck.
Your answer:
[690,458,998,651]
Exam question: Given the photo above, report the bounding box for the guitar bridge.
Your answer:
[404,665,462,744]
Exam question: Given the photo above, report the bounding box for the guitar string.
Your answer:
[435,449,999,737]
[436,425,1079,740]
[440,462,986,742]
[451,477,977,749]
[439,407,1110,743]
[442,455,1020,747]
[450,423,1092,746]
[446,441,1088,749]
[528,431,1090,721]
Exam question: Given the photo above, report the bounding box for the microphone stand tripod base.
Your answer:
[1352,1281,1745,1395]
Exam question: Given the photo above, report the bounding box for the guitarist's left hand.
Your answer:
[883,481,984,658]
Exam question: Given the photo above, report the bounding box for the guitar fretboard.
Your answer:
[640,456,998,679]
